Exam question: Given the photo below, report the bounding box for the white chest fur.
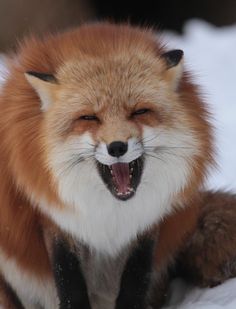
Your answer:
[42,127,196,256]
[39,156,184,256]
[80,244,132,309]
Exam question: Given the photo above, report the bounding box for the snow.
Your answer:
[0,55,8,85]
[163,278,236,308]
[1,19,236,308]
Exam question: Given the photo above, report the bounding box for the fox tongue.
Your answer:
[111,163,130,194]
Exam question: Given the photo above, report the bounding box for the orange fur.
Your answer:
[0,23,214,304]
[156,199,201,268]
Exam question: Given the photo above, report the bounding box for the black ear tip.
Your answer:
[26,71,57,83]
[161,49,184,68]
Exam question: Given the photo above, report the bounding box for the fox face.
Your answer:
[27,49,191,197]
[12,24,212,254]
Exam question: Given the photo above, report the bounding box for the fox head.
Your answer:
[2,23,213,254]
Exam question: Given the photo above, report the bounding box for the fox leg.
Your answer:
[52,239,91,309]
[115,236,161,309]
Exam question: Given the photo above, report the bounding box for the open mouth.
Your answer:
[97,157,144,201]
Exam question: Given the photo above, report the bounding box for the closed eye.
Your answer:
[131,108,150,117]
[79,115,99,121]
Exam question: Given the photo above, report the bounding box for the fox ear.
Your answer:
[161,49,184,90]
[25,71,58,111]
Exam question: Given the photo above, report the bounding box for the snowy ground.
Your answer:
[0,20,236,308]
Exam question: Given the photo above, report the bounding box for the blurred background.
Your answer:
[1,0,236,52]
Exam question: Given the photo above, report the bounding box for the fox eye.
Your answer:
[79,115,99,121]
[131,108,150,116]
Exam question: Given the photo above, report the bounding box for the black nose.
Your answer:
[107,141,128,157]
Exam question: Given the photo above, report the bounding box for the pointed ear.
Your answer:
[161,49,184,90]
[25,71,58,111]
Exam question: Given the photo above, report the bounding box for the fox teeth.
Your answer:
[116,187,134,196]
[118,192,128,196]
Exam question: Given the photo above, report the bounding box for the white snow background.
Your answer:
[0,20,236,308]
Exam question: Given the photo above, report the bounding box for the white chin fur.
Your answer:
[42,127,199,256]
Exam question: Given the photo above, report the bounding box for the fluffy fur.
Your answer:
[178,191,236,287]
[0,23,213,307]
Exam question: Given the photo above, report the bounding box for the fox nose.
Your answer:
[107,141,128,157]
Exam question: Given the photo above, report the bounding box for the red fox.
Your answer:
[0,22,234,309]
